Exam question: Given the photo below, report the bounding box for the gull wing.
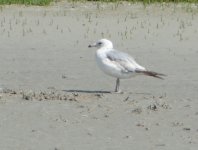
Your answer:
[106,50,146,73]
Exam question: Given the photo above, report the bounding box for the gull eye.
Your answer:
[98,42,102,45]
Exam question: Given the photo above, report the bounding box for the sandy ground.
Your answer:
[0,1,198,150]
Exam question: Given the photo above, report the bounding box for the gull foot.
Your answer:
[112,90,124,94]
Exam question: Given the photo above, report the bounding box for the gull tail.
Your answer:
[142,70,166,79]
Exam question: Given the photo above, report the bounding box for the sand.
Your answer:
[0,1,198,150]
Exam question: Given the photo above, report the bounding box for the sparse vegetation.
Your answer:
[86,0,198,2]
[0,0,53,5]
[85,0,198,3]
[0,0,198,6]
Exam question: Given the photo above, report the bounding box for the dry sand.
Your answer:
[0,2,198,150]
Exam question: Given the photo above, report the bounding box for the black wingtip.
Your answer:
[154,75,164,80]
[140,70,166,80]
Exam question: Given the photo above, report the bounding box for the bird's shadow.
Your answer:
[62,89,152,95]
[62,89,111,94]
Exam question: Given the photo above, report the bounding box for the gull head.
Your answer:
[88,39,113,49]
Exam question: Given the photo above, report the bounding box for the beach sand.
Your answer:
[0,2,198,150]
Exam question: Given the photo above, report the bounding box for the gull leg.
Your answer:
[115,78,120,93]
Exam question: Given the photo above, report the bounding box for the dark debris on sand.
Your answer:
[0,88,103,101]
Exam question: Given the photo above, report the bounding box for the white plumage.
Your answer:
[88,39,165,93]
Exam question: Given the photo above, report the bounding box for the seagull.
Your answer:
[88,39,165,93]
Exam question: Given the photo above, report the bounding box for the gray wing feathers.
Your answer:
[106,50,145,73]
